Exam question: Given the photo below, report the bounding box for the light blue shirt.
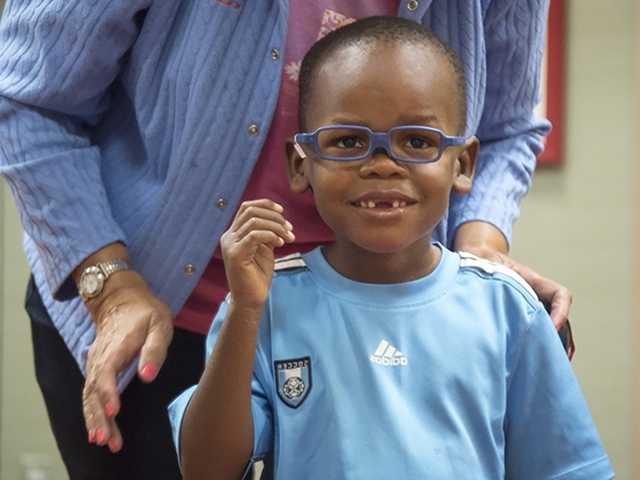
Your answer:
[169,246,612,479]
[0,0,550,384]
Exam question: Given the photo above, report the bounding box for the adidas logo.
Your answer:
[370,339,408,367]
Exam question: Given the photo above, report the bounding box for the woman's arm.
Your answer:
[0,0,179,452]
[0,0,150,298]
[450,1,573,335]
[449,0,550,246]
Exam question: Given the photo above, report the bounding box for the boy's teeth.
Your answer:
[357,200,409,208]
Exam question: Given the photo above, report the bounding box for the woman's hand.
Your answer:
[455,222,574,358]
[81,269,173,453]
[220,199,295,311]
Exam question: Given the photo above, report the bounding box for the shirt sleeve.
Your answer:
[448,0,551,246]
[505,306,614,480]
[168,299,274,471]
[0,0,150,299]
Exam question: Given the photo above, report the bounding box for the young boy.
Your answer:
[169,17,613,480]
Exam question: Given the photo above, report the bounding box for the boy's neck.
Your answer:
[322,238,441,284]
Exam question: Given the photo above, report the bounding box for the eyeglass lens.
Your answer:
[316,127,442,161]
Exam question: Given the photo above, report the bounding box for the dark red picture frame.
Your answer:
[537,0,566,167]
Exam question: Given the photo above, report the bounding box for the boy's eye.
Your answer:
[336,136,365,149]
[317,129,369,157]
[404,136,437,149]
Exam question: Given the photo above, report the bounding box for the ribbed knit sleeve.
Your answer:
[448,0,551,246]
[0,0,151,299]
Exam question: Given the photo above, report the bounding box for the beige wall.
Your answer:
[0,0,637,479]
[634,0,640,477]
[510,1,637,478]
[0,0,62,475]
[1,186,67,479]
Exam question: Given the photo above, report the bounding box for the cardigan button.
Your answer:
[271,48,280,60]
[407,0,419,11]
[248,123,259,136]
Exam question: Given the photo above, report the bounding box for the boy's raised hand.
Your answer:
[220,199,295,310]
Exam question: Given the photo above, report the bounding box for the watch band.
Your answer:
[98,259,131,277]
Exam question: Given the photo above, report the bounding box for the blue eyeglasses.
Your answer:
[294,125,468,164]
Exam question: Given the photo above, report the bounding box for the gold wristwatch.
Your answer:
[78,260,131,301]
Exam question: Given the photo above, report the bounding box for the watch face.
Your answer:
[84,274,100,295]
[80,267,104,299]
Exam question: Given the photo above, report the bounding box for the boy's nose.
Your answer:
[359,148,407,178]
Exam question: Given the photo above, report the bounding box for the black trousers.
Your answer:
[26,277,205,480]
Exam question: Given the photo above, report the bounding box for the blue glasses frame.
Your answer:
[294,124,469,164]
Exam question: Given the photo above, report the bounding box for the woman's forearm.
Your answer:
[181,303,264,480]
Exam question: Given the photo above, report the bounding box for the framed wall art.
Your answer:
[536,0,566,167]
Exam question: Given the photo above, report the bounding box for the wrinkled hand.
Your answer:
[83,271,173,452]
[462,245,575,359]
[220,199,295,311]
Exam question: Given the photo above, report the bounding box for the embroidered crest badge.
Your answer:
[274,357,312,409]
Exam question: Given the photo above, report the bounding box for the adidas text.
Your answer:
[370,354,408,366]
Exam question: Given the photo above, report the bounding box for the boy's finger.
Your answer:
[231,206,292,233]
[237,230,287,251]
[234,217,295,243]
[235,199,284,220]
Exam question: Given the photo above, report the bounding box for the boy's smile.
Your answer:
[350,189,416,212]
[346,186,418,230]
[289,42,477,283]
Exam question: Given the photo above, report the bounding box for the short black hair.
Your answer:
[298,16,467,134]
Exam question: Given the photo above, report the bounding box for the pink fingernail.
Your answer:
[105,402,116,417]
[109,438,121,453]
[88,429,95,444]
[140,364,157,381]
[96,429,106,445]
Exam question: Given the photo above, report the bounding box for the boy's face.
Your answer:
[289,42,477,256]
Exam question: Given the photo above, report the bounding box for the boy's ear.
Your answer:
[452,136,478,194]
[286,139,311,193]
